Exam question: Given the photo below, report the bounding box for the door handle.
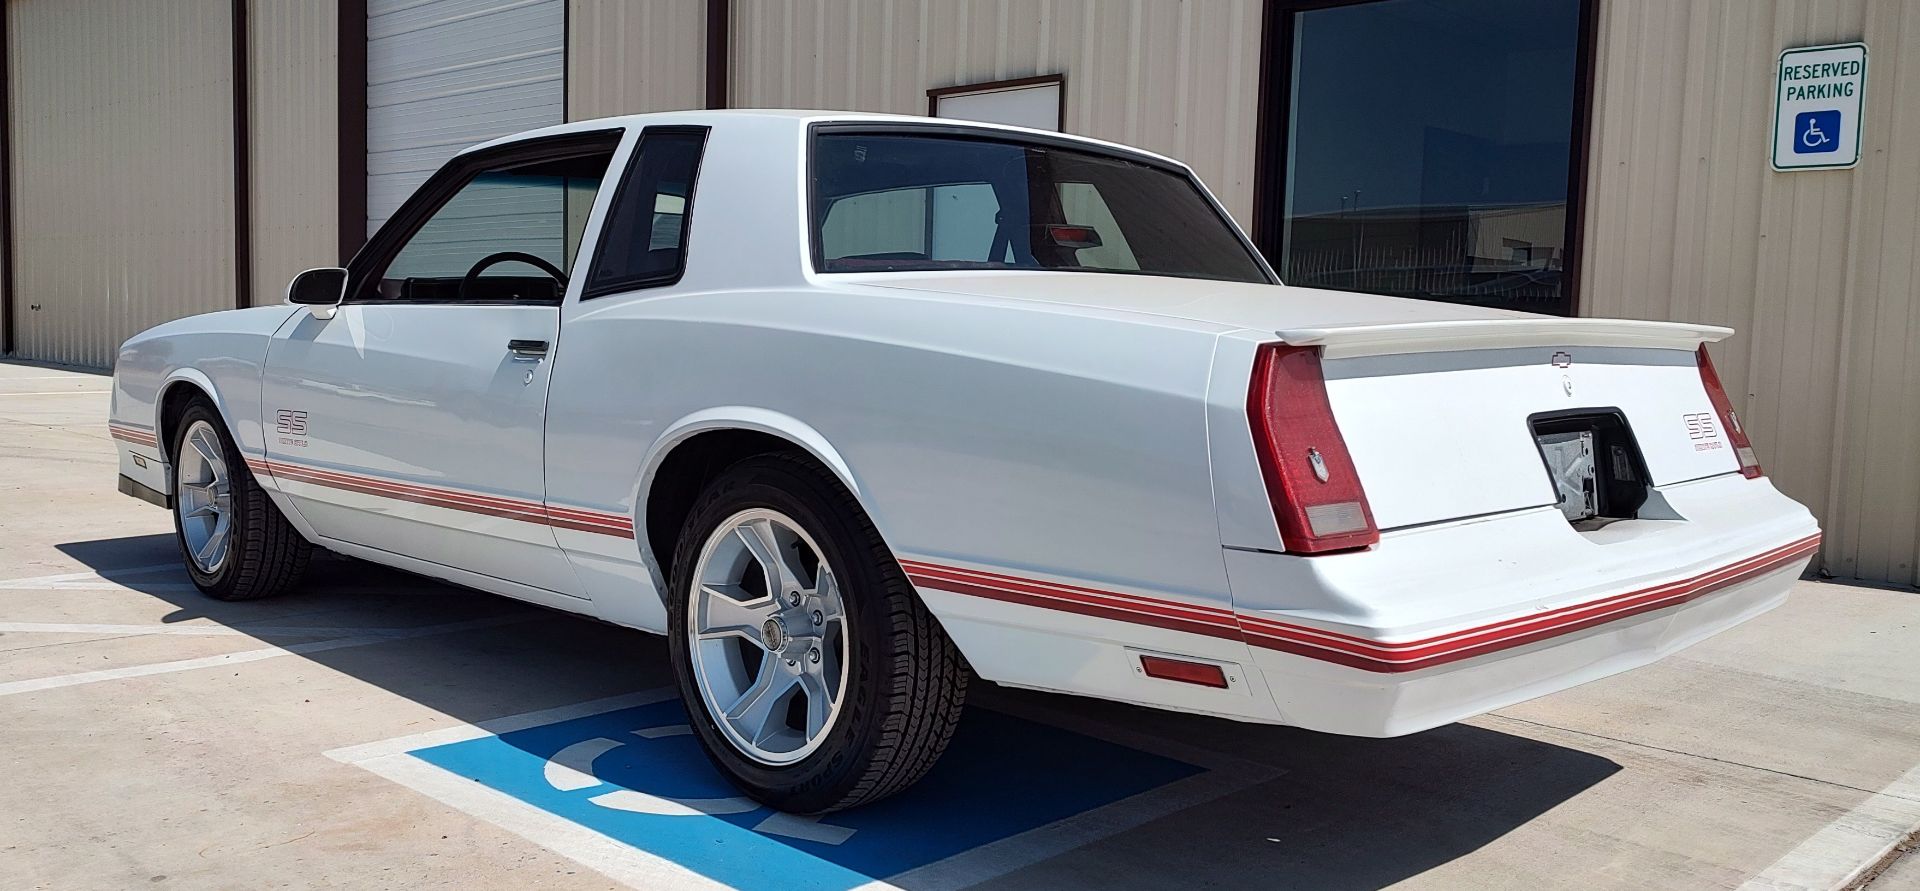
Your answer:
[507,339,549,360]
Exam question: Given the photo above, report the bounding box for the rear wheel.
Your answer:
[170,400,312,601]
[667,454,968,813]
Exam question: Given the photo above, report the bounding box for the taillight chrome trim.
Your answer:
[1695,345,1764,479]
[1246,343,1380,554]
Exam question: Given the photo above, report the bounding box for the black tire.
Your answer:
[170,398,313,601]
[667,453,969,813]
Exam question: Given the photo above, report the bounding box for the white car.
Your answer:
[109,110,1821,812]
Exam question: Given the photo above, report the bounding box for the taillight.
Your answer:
[1246,344,1379,554]
[1695,345,1763,479]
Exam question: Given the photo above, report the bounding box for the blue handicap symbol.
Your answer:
[407,699,1202,890]
[1793,110,1842,154]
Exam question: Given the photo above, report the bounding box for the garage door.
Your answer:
[366,0,565,238]
[6,0,238,367]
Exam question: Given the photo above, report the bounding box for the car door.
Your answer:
[261,131,621,599]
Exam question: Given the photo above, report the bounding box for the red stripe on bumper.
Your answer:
[903,532,1820,674]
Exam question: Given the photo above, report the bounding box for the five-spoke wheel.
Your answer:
[175,419,235,574]
[168,397,311,601]
[667,453,968,814]
[688,509,848,765]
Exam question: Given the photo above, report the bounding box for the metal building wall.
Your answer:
[729,0,1265,227]
[567,0,706,120]
[248,0,339,306]
[7,0,238,367]
[1581,0,1920,586]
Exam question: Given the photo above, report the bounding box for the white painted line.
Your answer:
[753,812,857,846]
[0,622,416,638]
[0,615,528,698]
[326,689,682,764]
[0,390,111,396]
[1740,761,1920,890]
[348,750,737,891]
[0,563,179,587]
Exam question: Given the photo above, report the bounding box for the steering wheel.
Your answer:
[459,251,569,301]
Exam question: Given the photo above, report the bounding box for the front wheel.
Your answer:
[667,454,968,813]
[170,399,312,601]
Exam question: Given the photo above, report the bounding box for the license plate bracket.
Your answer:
[1528,409,1652,526]
[1536,429,1597,522]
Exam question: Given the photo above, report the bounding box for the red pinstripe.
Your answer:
[107,423,158,447]
[902,532,1821,674]
[252,457,634,538]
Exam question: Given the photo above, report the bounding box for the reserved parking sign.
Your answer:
[1773,43,1867,171]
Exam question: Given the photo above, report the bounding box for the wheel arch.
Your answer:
[154,369,235,461]
[638,408,869,603]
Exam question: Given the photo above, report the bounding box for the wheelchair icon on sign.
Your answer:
[1794,110,1842,154]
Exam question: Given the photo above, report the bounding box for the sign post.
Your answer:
[1772,43,1867,171]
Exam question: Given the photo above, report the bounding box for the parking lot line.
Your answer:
[0,615,529,698]
[0,564,181,587]
[1739,761,1920,890]
[0,621,418,637]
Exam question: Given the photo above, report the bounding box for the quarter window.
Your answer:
[583,128,709,296]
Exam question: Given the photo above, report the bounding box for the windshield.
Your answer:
[809,131,1272,284]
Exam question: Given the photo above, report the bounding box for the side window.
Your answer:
[373,150,614,302]
[583,128,709,297]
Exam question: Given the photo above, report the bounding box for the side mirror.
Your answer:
[287,267,348,319]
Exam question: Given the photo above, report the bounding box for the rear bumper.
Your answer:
[1244,546,1809,736]
[1226,473,1820,736]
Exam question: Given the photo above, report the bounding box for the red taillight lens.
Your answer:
[1695,345,1763,479]
[1246,344,1379,554]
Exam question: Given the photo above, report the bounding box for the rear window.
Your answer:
[809,131,1271,284]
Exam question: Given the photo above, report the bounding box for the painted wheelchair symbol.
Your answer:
[1801,116,1832,149]
[541,722,856,844]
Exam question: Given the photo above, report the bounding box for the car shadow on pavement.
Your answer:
[53,534,1622,890]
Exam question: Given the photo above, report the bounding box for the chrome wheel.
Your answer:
[175,419,233,574]
[688,508,848,766]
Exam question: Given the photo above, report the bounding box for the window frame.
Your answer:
[805,121,1277,284]
[1250,0,1599,315]
[343,129,625,306]
[579,125,711,301]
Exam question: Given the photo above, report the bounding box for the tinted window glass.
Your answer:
[811,133,1269,284]
[374,152,612,302]
[1274,0,1583,315]
[584,129,707,295]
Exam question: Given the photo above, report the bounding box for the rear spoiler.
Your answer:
[1276,318,1734,359]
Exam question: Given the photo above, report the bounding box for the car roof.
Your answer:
[459,108,1187,170]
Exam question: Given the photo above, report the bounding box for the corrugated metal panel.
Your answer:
[249,0,339,305]
[366,0,564,236]
[7,0,237,367]
[729,0,1264,228]
[566,0,705,120]
[1581,0,1920,586]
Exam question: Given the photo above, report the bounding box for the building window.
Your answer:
[1259,0,1591,315]
[927,74,1067,132]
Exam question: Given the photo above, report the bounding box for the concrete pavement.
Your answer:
[2,358,1917,890]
